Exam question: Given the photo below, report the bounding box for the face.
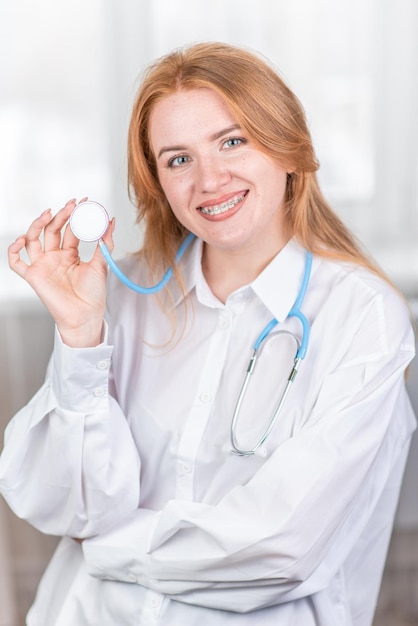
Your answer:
[149,88,291,262]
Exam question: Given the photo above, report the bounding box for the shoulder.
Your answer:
[309,254,415,360]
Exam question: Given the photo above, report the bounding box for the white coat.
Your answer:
[0,238,415,625]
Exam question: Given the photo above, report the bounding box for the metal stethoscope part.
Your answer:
[229,251,312,456]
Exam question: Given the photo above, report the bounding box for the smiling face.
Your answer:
[149,88,291,267]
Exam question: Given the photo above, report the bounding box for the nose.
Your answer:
[196,155,231,192]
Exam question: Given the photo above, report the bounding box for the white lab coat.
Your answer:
[0,238,415,625]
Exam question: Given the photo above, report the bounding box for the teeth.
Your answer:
[199,193,245,216]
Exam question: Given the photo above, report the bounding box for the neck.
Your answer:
[202,239,290,303]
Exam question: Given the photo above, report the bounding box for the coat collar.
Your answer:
[168,236,310,321]
[250,238,309,322]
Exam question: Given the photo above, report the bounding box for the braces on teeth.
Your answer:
[199,193,245,215]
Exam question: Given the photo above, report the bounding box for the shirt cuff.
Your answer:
[82,508,162,585]
[52,325,114,412]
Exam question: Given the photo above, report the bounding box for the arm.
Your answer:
[0,329,141,537]
[0,200,141,537]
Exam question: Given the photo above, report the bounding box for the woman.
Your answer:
[0,42,415,625]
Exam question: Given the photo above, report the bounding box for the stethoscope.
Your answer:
[70,200,312,457]
[70,200,194,294]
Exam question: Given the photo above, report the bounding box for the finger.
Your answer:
[61,220,81,250]
[43,198,77,251]
[101,217,115,252]
[24,209,54,261]
[8,235,30,278]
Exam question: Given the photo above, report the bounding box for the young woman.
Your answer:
[0,42,415,626]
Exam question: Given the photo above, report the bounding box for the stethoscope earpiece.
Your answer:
[70,201,110,242]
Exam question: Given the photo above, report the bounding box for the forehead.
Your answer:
[149,88,238,145]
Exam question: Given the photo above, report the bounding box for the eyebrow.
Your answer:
[156,124,242,159]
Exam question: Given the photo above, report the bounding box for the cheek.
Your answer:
[167,192,186,219]
[160,182,194,225]
[158,174,190,206]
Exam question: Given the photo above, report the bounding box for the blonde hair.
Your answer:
[128,41,386,281]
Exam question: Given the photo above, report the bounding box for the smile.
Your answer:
[198,193,247,216]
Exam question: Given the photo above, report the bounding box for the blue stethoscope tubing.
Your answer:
[98,232,196,295]
[230,250,312,457]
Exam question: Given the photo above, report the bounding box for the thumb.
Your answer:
[93,218,115,268]
[102,217,115,253]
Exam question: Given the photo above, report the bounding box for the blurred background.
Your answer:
[0,0,417,624]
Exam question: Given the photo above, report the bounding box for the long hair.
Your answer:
[127,41,386,281]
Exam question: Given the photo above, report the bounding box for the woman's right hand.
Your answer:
[8,198,115,348]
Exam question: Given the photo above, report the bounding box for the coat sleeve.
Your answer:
[0,328,141,538]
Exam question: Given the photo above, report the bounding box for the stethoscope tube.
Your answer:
[250,251,311,358]
[98,232,195,294]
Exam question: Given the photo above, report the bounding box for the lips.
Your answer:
[197,192,247,216]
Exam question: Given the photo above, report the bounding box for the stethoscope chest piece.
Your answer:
[68,198,196,295]
[70,201,110,242]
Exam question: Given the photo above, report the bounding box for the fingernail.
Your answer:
[41,209,52,216]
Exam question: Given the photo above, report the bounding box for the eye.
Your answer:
[167,154,190,168]
[222,137,246,150]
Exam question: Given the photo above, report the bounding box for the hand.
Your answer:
[8,198,115,347]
